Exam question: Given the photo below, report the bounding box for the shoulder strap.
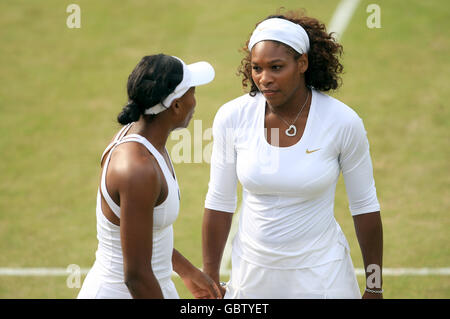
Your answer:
[100,124,133,164]
[125,134,175,180]
[99,130,179,218]
[99,137,146,217]
[99,135,176,218]
[100,144,121,217]
[98,124,133,217]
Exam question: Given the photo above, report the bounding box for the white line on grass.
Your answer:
[219,0,362,275]
[0,267,449,277]
[327,0,361,41]
[0,267,91,276]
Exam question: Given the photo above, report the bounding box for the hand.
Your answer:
[362,289,383,299]
[181,268,222,299]
[218,282,227,298]
[203,267,226,298]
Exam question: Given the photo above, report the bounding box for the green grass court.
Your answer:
[0,0,448,298]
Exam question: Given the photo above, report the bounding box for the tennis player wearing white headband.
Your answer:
[78,54,220,299]
[203,13,383,299]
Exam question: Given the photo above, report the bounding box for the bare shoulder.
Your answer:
[109,142,162,191]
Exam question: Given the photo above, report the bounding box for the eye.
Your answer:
[252,65,261,72]
[271,65,283,70]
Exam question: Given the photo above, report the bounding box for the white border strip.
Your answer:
[0,268,90,276]
[362,268,450,276]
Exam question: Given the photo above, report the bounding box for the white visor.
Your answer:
[145,56,215,115]
[248,18,310,55]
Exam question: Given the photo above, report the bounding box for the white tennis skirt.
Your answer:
[77,262,179,299]
[224,253,361,299]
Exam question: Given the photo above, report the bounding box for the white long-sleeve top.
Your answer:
[205,89,380,269]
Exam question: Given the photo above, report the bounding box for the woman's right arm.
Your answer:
[202,208,233,285]
[202,105,238,290]
[116,153,164,298]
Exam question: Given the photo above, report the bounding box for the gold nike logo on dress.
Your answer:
[306,148,321,154]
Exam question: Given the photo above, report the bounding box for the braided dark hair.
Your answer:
[117,54,183,125]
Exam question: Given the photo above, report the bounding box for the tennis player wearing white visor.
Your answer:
[202,12,383,299]
[78,54,221,299]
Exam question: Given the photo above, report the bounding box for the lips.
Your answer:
[262,90,279,97]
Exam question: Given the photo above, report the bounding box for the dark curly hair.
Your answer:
[117,54,183,125]
[238,10,344,95]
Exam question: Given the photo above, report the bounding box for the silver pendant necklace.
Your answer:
[270,90,310,137]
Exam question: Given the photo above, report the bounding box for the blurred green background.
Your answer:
[0,0,448,298]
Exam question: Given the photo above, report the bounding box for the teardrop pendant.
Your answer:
[285,125,297,136]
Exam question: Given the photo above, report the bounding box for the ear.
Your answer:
[168,98,183,116]
[171,98,180,109]
[297,53,309,74]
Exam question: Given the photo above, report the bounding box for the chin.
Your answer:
[266,97,284,109]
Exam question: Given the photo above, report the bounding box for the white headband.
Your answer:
[248,18,310,54]
[144,56,215,115]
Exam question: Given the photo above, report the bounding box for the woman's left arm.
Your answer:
[339,115,383,298]
[353,211,383,299]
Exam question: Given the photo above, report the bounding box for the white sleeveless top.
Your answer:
[94,123,180,285]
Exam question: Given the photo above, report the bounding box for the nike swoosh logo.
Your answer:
[306,148,321,154]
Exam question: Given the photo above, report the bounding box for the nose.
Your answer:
[259,69,274,87]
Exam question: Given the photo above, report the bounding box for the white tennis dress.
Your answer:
[205,89,380,298]
[78,124,180,299]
